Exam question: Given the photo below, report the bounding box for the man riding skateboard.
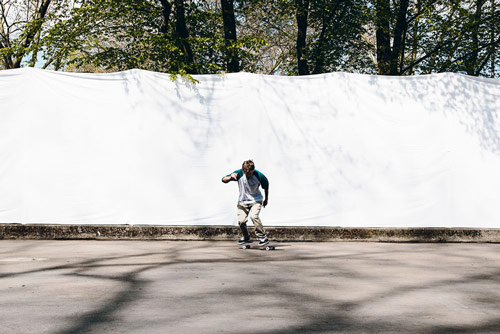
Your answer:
[221,160,269,246]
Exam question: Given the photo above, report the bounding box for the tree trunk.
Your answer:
[408,0,422,75]
[159,0,172,34]
[174,0,196,73]
[0,40,13,68]
[12,0,52,68]
[312,0,343,74]
[391,0,409,75]
[29,30,43,67]
[490,0,496,77]
[375,0,391,75]
[220,0,239,72]
[295,0,310,75]
[466,0,485,75]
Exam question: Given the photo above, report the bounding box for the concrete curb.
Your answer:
[1,224,500,242]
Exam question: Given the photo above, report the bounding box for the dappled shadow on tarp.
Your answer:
[1,69,499,227]
[368,73,500,155]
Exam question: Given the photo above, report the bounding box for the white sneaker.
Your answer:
[258,237,269,246]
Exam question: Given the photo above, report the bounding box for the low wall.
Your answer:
[1,224,500,242]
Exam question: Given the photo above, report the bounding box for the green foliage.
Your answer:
[1,0,499,77]
[306,0,374,74]
[46,0,181,72]
[369,0,500,77]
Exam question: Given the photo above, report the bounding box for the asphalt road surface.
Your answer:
[1,240,499,334]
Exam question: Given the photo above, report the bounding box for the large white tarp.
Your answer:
[0,68,499,227]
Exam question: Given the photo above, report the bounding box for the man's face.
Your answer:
[245,170,254,178]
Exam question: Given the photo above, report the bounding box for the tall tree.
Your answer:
[43,0,226,74]
[375,0,392,74]
[159,0,172,34]
[2,0,499,78]
[0,0,56,69]
[221,0,239,72]
[372,0,500,76]
[173,0,196,73]
[490,0,497,76]
[407,0,422,75]
[235,0,295,74]
[310,0,343,74]
[308,0,370,74]
[295,0,310,75]
[417,0,499,76]
[231,0,372,75]
[390,0,409,74]
[473,0,485,73]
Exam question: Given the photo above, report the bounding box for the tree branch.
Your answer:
[12,0,52,68]
[402,9,500,74]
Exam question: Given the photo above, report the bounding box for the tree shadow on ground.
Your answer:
[1,242,500,334]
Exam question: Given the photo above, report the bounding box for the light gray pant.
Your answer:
[237,202,266,239]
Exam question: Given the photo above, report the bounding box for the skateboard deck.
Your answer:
[240,242,277,251]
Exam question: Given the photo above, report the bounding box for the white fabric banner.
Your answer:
[0,68,499,227]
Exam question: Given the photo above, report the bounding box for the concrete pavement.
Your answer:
[1,240,499,334]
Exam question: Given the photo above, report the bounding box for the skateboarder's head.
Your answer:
[242,160,255,177]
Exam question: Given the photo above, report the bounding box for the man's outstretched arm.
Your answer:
[222,173,238,183]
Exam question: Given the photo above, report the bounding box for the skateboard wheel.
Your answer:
[242,245,250,249]
[265,246,274,251]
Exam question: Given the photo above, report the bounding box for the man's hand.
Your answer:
[263,199,268,207]
[222,173,238,183]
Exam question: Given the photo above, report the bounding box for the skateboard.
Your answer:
[240,242,276,251]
